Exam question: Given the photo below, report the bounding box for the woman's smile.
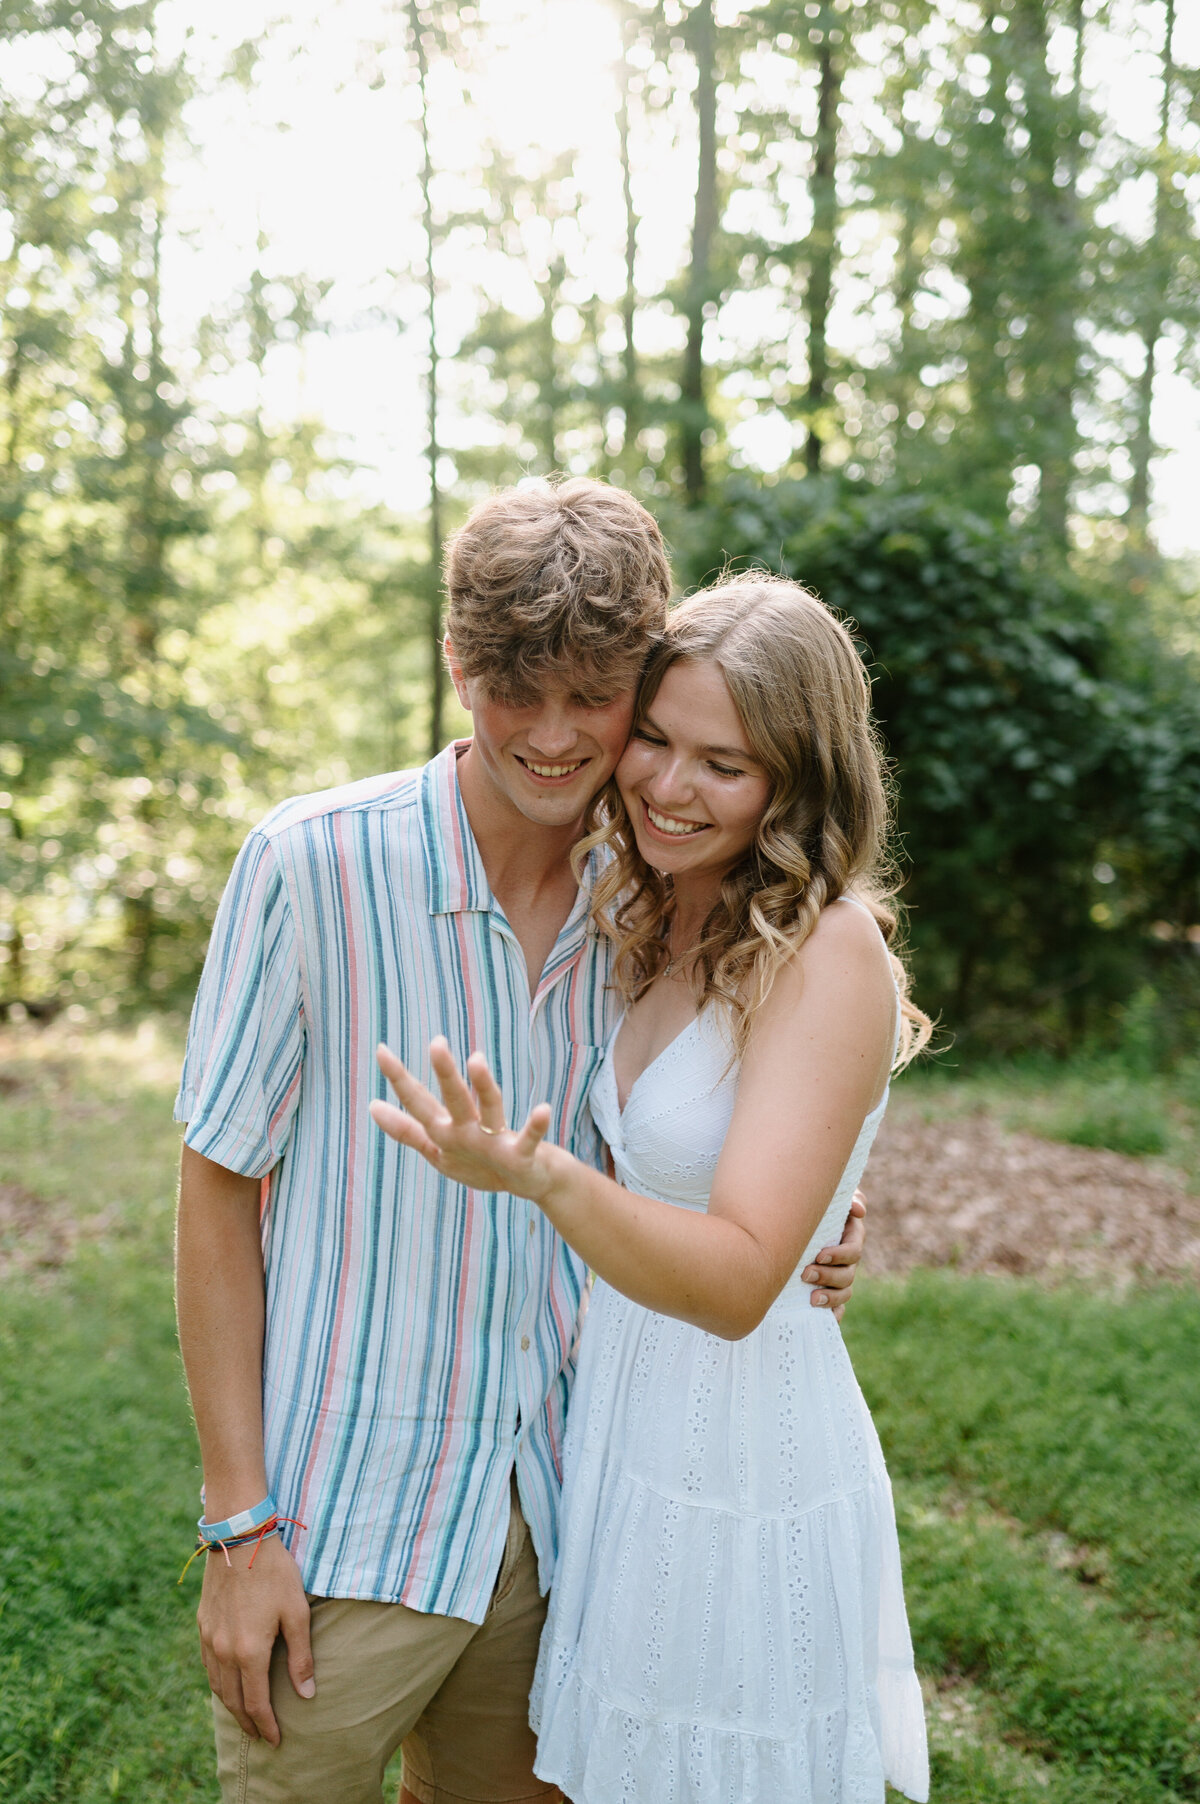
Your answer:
[642,800,710,839]
[617,660,770,887]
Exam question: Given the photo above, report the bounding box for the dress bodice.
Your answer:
[589,999,890,1289]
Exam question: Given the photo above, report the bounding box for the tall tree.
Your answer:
[1009,0,1087,542]
[459,147,590,483]
[1121,0,1200,550]
[407,0,447,757]
[680,0,717,502]
[802,11,842,475]
[617,16,641,465]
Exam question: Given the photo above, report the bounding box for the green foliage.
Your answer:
[1044,1089,1170,1159]
[897,1491,1200,1798]
[676,481,1200,1039]
[0,3,448,1014]
[2,0,1199,1044]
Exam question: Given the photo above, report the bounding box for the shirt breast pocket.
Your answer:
[554,1042,608,1167]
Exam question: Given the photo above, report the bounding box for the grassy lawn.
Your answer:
[898,1041,1200,1177]
[0,1022,214,1803]
[1,1022,1198,1802]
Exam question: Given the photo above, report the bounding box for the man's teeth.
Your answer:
[647,805,707,836]
[524,759,585,778]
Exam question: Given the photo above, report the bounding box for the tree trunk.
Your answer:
[408,0,445,758]
[682,0,716,504]
[118,139,169,985]
[804,38,840,477]
[535,257,565,472]
[1023,0,1083,545]
[618,42,639,464]
[1127,0,1175,545]
[1,336,22,622]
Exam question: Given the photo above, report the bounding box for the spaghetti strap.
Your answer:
[835,891,874,917]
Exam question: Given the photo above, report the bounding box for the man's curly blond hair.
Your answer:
[444,478,671,701]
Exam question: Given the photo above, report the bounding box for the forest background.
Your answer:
[2,0,1199,1048]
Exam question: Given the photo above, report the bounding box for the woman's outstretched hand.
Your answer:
[370,1039,554,1202]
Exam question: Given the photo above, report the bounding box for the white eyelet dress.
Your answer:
[529,993,929,1804]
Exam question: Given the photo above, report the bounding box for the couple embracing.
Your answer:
[175,477,930,1804]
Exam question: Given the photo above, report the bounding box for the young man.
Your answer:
[175,477,865,1804]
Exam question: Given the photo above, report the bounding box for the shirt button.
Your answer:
[520,1335,530,1351]
[528,1221,536,1236]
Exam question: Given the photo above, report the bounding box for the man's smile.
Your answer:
[515,755,589,781]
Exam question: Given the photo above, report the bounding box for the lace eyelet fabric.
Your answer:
[529,1002,929,1804]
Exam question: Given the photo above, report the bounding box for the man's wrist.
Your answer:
[199,1474,272,1524]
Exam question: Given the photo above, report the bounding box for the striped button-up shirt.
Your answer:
[175,742,617,1621]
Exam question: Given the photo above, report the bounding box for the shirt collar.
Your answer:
[418,743,606,962]
[419,741,492,916]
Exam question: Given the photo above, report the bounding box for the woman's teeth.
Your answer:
[646,804,707,837]
[522,759,585,778]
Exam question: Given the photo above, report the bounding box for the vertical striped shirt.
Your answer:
[175,742,618,1622]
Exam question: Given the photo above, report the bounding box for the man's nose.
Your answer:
[528,706,581,757]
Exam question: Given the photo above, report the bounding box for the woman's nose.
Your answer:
[647,754,695,805]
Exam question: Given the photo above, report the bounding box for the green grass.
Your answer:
[900,1045,1200,1173]
[0,1024,215,1804]
[3,1023,1200,1801]
[848,1275,1200,1801]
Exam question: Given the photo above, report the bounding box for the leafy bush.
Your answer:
[675,482,1200,1044]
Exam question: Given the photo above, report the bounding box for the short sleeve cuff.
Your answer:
[176,1096,280,1180]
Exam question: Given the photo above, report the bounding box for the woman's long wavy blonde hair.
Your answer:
[576,573,932,1068]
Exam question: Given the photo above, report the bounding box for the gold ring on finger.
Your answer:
[477,1123,503,1137]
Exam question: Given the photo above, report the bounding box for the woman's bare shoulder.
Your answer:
[729,902,894,1131]
[744,896,893,1057]
[781,895,889,987]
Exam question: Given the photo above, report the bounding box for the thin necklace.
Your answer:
[661,931,690,979]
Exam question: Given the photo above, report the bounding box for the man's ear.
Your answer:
[444,637,471,712]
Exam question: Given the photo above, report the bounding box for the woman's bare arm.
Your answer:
[372,903,892,1340]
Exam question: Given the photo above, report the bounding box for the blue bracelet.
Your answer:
[197,1495,278,1544]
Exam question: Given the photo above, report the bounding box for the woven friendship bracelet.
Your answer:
[178,1512,306,1585]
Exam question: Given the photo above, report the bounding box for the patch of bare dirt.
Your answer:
[0,1181,119,1283]
[863,1103,1200,1286]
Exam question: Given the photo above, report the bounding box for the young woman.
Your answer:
[372,576,931,1803]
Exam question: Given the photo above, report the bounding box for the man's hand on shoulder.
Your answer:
[803,1188,867,1323]
[197,1533,314,1745]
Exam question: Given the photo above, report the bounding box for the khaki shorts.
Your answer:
[213,1483,561,1804]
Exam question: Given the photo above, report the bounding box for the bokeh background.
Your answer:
[2,2,1200,1800]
